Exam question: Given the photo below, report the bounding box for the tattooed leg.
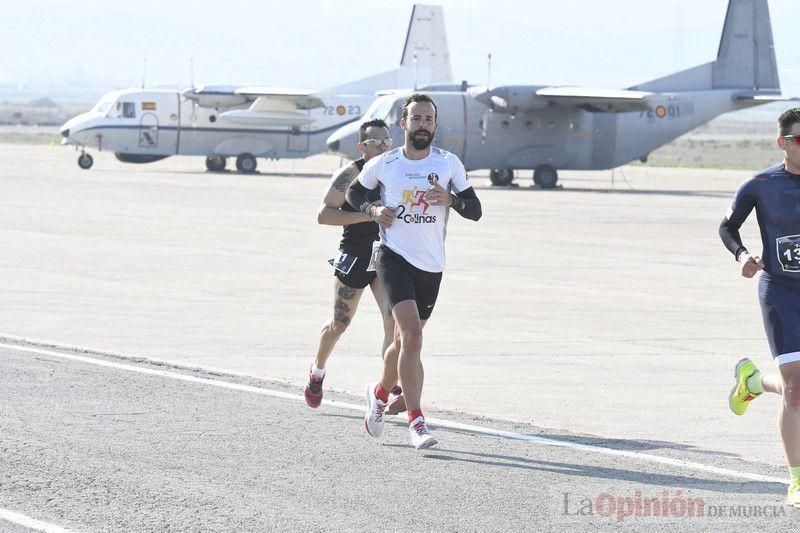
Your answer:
[315,278,364,369]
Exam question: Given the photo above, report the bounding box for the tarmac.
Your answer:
[0,143,794,530]
[1,342,794,532]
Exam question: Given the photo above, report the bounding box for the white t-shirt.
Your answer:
[357,146,471,273]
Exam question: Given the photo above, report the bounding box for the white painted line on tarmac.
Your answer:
[0,508,72,533]
[2,341,788,486]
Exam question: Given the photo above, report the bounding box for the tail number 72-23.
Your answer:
[324,105,362,116]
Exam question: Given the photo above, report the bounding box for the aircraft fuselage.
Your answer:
[62,88,374,160]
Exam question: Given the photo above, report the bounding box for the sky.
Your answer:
[2,0,798,104]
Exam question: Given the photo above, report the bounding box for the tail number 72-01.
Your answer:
[640,105,681,119]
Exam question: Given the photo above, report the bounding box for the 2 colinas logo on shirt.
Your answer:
[396,187,437,224]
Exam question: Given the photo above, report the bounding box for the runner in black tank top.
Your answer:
[330,157,380,290]
[339,157,380,263]
[303,119,405,415]
[339,157,381,251]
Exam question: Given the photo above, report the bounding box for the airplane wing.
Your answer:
[183,85,250,108]
[219,89,326,127]
[473,85,652,113]
[734,92,799,102]
[183,85,325,111]
[534,87,652,112]
[234,87,326,110]
[184,85,326,127]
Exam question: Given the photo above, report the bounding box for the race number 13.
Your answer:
[777,234,800,272]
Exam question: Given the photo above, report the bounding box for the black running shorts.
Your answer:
[334,248,376,290]
[759,275,800,364]
[376,245,442,320]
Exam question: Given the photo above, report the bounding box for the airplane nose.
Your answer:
[61,128,69,138]
[326,121,360,158]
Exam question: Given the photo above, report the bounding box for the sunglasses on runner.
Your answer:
[361,137,393,148]
[781,135,800,146]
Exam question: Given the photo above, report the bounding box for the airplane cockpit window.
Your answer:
[93,98,115,116]
[364,96,395,121]
[386,100,404,126]
[122,102,135,118]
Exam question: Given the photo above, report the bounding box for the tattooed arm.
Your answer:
[317,162,373,226]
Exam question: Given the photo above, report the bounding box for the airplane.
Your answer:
[326,0,795,188]
[60,4,452,173]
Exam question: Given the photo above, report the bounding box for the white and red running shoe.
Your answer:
[304,368,324,408]
[364,383,387,438]
[408,416,437,450]
[386,385,406,415]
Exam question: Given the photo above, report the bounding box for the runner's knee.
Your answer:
[323,315,350,338]
[400,328,423,353]
[382,315,396,336]
[331,314,351,335]
[784,377,800,410]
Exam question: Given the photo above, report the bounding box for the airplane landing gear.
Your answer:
[78,152,93,170]
[534,165,558,189]
[206,156,226,172]
[489,168,514,186]
[236,153,257,174]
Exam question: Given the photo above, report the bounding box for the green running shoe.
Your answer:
[787,481,800,508]
[728,357,762,416]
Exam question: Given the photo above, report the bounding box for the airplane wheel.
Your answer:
[236,153,257,174]
[534,165,558,189]
[489,168,513,186]
[206,156,226,172]
[78,153,93,169]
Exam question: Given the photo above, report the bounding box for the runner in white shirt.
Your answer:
[346,93,482,449]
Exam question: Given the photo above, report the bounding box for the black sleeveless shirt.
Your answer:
[340,158,380,254]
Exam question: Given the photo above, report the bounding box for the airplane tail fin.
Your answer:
[324,4,452,93]
[631,0,780,93]
[397,4,453,87]
[714,0,779,91]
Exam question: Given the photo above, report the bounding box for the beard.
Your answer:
[407,128,434,150]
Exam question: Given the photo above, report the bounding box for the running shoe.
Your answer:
[408,416,437,450]
[788,482,800,508]
[364,383,387,438]
[304,368,324,408]
[729,357,762,416]
[387,385,407,415]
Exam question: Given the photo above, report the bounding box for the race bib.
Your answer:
[366,241,381,272]
[777,234,800,272]
[328,251,357,275]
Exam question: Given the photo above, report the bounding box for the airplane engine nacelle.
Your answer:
[491,88,550,113]
[474,86,549,114]
[192,94,249,109]
[184,86,249,109]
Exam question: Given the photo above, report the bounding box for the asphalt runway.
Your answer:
[0,342,794,532]
[1,143,797,529]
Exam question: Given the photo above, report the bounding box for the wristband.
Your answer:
[736,248,750,262]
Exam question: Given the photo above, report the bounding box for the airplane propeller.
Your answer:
[481,52,492,143]
[189,58,198,126]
